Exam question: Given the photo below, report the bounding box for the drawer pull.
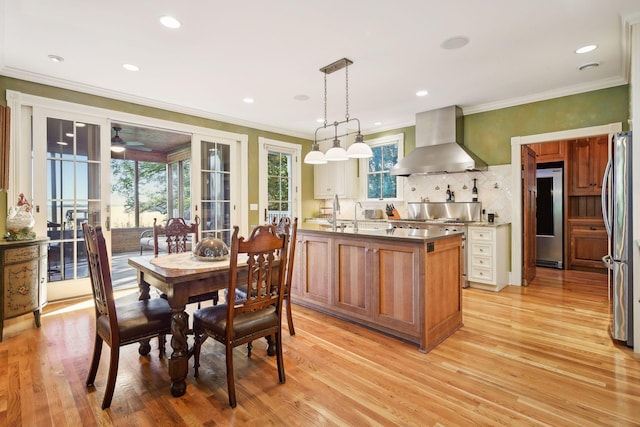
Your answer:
[590,226,597,230]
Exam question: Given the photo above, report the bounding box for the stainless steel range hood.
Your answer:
[390,106,487,176]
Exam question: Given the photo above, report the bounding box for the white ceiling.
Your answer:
[2,0,640,140]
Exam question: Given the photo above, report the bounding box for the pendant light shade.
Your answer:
[304,58,372,164]
[346,133,373,158]
[304,143,328,164]
[325,139,349,161]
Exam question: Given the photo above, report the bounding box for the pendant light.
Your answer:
[304,58,372,164]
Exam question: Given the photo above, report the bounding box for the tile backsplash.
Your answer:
[404,165,513,222]
[318,164,513,224]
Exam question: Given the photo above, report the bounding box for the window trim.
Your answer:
[359,133,404,201]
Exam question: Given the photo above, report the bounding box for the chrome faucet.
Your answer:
[331,194,340,232]
[354,201,363,232]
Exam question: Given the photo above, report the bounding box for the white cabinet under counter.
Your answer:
[467,223,510,291]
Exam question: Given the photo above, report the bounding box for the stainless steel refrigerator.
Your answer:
[601,131,633,347]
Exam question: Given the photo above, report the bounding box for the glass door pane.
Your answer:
[267,151,292,223]
[200,140,232,244]
[34,109,109,300]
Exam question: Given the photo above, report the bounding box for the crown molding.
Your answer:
[0,66,312,140]
[462,76,628,115]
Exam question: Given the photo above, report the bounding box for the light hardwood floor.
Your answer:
[1,268,638,426]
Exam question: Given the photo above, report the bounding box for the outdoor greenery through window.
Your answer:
[367,143,399,199]
[111,159,167,227]
[267,151,292,223]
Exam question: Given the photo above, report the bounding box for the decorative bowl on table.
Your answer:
[193,237,230,261]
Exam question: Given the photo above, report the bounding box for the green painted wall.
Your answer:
[463,85,630,165]
[0,77,630,237]
[0,76,315,231]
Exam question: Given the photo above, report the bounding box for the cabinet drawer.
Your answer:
[470,266,493,282]
[469,228,494,241]
[471,255,492,268]
[4,245,40,264]
[471,243,493,256]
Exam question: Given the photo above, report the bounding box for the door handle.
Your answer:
[601,158,612,236]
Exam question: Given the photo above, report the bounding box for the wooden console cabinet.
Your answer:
[291,228,463,353]
[0,237,48,341]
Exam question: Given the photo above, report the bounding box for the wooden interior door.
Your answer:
[522,145,537,285]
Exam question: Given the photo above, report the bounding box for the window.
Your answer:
[361,133,404,200]
[111,159,167,228]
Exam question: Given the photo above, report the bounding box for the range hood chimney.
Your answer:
[390,105,487,176]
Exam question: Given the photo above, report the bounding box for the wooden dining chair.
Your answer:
[153,216,200,256]
[154,216,219,307]
[234,217,298,339]
[192,224,289,408]
[82,222,172,409]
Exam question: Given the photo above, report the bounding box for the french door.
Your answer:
[258,137,301,225]
[191,135,239,245]
[32,108,111,300]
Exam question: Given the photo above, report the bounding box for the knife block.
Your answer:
[387,208,401,219]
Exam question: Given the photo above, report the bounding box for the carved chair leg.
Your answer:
[193,332,203,377]
[158,334,166,359]
[265,335,276,356]
[246,341,253,357]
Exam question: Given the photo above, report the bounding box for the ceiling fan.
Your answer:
[111,126,152,152]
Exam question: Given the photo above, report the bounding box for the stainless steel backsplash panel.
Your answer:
[407,202,482,221]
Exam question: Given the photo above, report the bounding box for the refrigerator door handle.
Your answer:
[601,158,612,236]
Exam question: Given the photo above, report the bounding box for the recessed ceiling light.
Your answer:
[578,62,600,71]
[416,90,429,97]
[576,45,597,54]
[65,133,74,137]
[56,141,68,146]
[160,15,181,29]
[294,94,310,101]
[48,54,64,63]
[75,122,86,128]
[316,118,325,123]
[440,36,469,50]
[243,97,255,104]
[374,122,382,126]
[123,63,139,71]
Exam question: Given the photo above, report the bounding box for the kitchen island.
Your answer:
[290,225,464,353]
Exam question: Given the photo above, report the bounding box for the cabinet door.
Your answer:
[295,234,332,305]
[569,138,594,195]
[3,259,39,318]
[313,141,357,199]
[333,238,370,318]
[590,135,608,195]
[569,136,609,195]
[531,140,566,163]
[314,160,345,198]
[371,241,421,335]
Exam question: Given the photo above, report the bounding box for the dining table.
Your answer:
[128,252,255,397]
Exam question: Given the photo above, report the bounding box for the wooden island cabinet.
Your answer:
[291,226,463,353]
